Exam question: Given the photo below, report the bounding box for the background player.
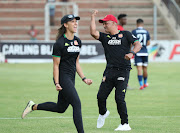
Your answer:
[90,10,142,131]
[117,13,134,90]
[132,18,150,90]
[117,14,127,31]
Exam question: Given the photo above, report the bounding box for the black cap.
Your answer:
[61,14,80,25]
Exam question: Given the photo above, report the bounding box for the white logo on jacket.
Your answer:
[67,46,80,52]
[108,39,121,45]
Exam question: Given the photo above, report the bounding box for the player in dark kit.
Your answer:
[22,14,92,133]
[90,10,142,131]
[132,19,150,90]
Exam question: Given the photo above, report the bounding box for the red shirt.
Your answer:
[117,25,124,31]
[29,29,38,38]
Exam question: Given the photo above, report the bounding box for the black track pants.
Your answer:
[97,68,130,124]
[37,74,84,133]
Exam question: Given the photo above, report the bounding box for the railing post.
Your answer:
[44,3,50,41]
[153,4,157,40]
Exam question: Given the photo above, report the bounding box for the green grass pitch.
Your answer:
[0,63,180,133]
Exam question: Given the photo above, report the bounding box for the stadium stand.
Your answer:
[0,0,178,40]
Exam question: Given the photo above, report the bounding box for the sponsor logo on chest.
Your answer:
[67,46,80,52]
[65,40,80,52]
[108,37,121,45]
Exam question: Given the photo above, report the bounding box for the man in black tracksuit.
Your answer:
[90,10,142,131]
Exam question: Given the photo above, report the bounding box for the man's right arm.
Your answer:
[146,31,151,46]
[147,40,150,46]
[90,10,100,40]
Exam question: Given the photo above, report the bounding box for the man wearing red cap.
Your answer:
[90,10,142,131]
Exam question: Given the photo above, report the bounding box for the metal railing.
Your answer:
[161,0,180,28]
[44,2,78,41]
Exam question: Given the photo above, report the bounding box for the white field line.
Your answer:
[0,116,180,120]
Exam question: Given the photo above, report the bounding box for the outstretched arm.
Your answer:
[76,56,93,85]
[90,9,100,40]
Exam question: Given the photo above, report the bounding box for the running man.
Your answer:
[90,10,142,131]
[132,18,150,90]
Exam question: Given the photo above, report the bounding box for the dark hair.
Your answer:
[117,14,127,20]
[137,18,144,24]
[56,25,66,40]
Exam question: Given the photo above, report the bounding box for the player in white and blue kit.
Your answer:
[132,19,150,90]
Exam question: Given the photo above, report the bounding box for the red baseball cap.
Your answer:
[99,14,118,23]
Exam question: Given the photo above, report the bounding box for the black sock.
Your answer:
[32,104,35,110]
